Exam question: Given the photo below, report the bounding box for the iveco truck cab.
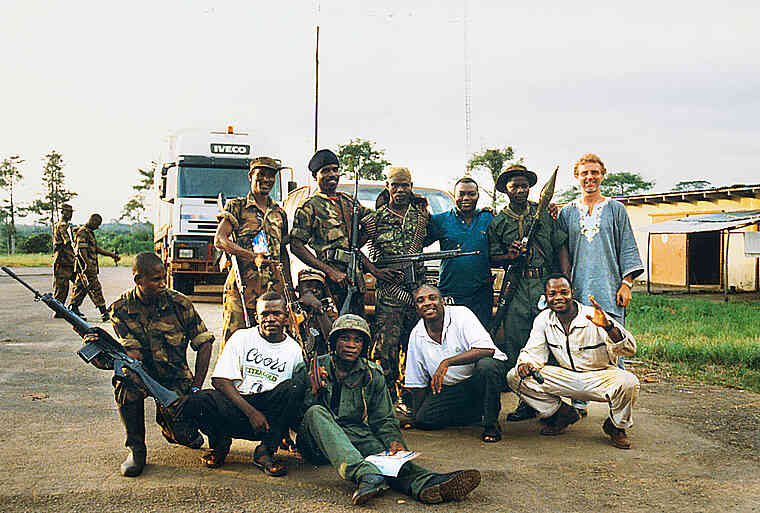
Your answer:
[154,126,293,295]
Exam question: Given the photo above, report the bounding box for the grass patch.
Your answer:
[0,253,135,268]
[628,293,760,392]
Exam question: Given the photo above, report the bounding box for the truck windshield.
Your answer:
[337,185,454,215]
[178,166,281,202]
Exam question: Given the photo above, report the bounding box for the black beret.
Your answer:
[308,149,340,175]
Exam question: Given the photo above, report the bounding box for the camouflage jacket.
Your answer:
[109,287,214,389]
[363,201,429,305]
[75,226,100,273]
[487,201,568,272]
[53,221,75,266]
[218,193,288,305]
[293,355,403,448]
[290,192,371,263]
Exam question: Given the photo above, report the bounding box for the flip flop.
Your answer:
[253,446,288,477]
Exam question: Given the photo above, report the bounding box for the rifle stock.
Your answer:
[217,193,251,328]
[2,266,180,409]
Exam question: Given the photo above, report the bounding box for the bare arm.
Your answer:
[192,342,212,389]
[430,348,495,394]
[290,238,346,284]
[557,244,570,276]
[214,218,256,260]
[212,377,270,432]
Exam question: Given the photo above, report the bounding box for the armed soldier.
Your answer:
[363,167,430,404]
[51,203,76,314]
[289,149,389,316]
[215,156,291,349]
[295,269,338,356]
[69,213,120,321]
[83,252,214,477]
[487,164,570,422]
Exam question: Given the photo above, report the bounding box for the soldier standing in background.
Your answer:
[51,203,76,315]
[289,149,390,316]
[363,167,430,404]
[215,156,291,351]
[70,213,120,321]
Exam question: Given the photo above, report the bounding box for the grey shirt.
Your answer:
[558,198,644,321]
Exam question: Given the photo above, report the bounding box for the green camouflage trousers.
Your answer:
[70,269,106,308]
[495,276,544,364]
[53,262,75,304]
[220,286,257,352]
[370,298,419,402]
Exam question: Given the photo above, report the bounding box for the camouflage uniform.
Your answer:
[290,192,371,314]
[218,193,288,346]
[109,287,214,446]
[297,269,339,356]
[52,220,76,304]
[487,202,568,362]
[364,200,429,401]
[70,225,106,308]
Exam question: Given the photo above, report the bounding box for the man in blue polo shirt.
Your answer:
[425,177,494,328]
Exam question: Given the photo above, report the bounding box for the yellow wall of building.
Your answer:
[625,196,760,290]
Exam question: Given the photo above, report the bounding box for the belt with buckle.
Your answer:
[523,267,542,279]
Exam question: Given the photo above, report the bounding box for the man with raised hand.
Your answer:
[404,284,509,443]
[506,274,640,449]
[293,314,481,506]
[182,291,303,475]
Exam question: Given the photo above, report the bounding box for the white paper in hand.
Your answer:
[364,450,420,477]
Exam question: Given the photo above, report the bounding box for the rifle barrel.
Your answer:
[1,266,42,297]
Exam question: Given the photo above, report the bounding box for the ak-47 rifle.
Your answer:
[340,167,361,315]
[217,193,251,328]
[375,248,481,287]
[1,266,180,408]
[488,166,558,339]
[68,225,89,289]
[273,262,311,358]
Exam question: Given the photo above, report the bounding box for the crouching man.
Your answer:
[292,314,482,505]
[404,285,509,443]
[181,291,303,474]
[506,274,640,449]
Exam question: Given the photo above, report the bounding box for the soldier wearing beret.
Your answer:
[215,156,291,349]
[52,204,76,312]
[289,149,391,316]
[487,164,570,422]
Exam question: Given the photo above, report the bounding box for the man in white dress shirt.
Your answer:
[506,274,640,448]
[404,285,509,443]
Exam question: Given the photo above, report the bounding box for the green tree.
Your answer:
[466,147,523,208]
[0,155,26,253]
[601,172,655,197]
[336,139,391,180]
[120,163,155,223]
[556,185,580,203]
[28,150,77,231]
[671,180,711,192]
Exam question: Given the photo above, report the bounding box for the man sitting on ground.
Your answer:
[292,314,481,506]
[404,284,509,442]
[506,274,640,448]
[182,292,303,474]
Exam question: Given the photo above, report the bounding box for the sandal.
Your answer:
[253,445,288,477]
[200,448,228,468]
[481,425,502,443]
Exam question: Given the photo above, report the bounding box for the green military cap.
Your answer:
[495,164,538,193]
[249,156,282,173]
[328,314,371,347]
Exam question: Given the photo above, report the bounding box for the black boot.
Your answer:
[118,401,147,477]
[68,304,87,321]
[98,305,110,322]
[352,474,389,505]
[506,400,538,422]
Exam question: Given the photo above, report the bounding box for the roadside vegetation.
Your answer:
[0,253,135,268]
[628,292,760,393]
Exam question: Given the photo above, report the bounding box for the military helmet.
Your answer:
[328,314,371,354]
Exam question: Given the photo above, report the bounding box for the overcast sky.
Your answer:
[2,1,758,224]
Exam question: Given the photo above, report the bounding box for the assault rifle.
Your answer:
[217,193,251,328]
[1,266,180,409]
[488,166,558,338]
[340,167,361,315]
[375,248,481,286]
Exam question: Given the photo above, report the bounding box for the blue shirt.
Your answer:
[426,208,494,297]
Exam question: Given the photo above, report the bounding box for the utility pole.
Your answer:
[313,1,321,153]
[463,0,472,170]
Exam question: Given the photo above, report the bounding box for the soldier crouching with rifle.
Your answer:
[487,164,570,422]
[85,252,214,477]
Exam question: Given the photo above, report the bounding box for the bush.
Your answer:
[21,233,52,253]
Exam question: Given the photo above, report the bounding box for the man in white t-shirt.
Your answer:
[404,284,509,443]
[181,291,303,474]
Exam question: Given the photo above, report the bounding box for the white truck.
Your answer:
[153,127,294,295]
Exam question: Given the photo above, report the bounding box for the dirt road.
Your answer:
[1,268,758,512]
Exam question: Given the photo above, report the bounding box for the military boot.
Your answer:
[68,304,87,321]
[118,401,147,477]
[98,306,110,322]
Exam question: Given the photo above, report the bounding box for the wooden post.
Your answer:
[724,230,730,302]
[646,232,651,295]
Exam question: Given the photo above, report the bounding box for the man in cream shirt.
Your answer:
[404,285,509,443]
